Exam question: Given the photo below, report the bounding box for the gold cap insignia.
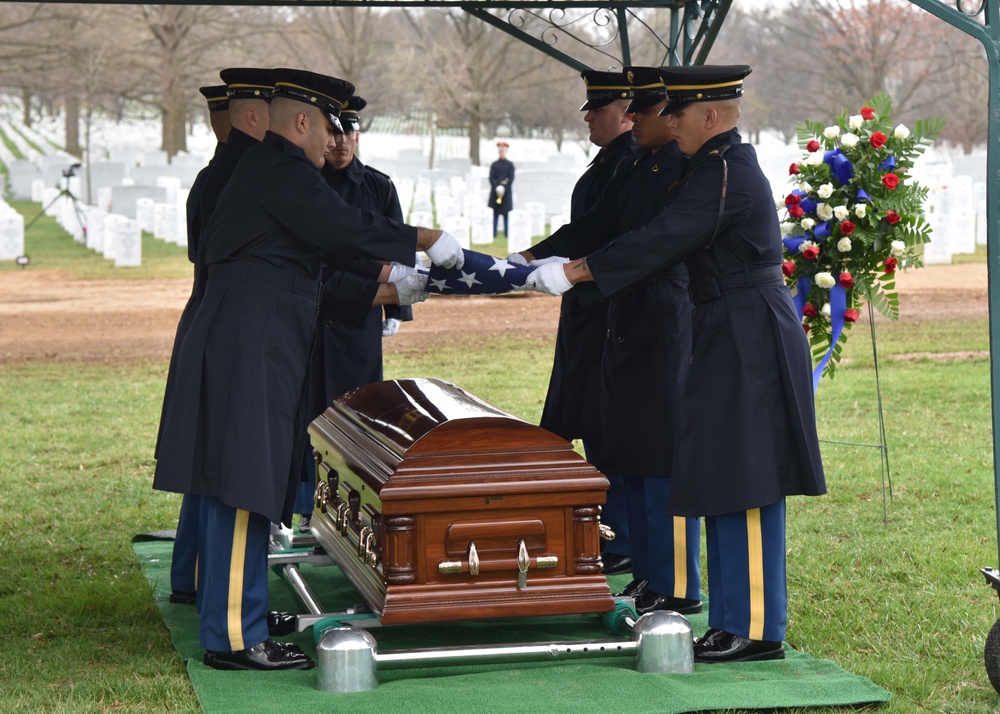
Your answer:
[627,71,634,83]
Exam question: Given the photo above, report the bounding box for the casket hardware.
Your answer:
[315,479,331,512]
[517,540,530,589]
[436,546,559,576]
[599,524,616,541]
[358,526,373,559]
[468,542,480,576]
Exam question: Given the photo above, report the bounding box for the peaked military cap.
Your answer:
[624,66,667,114]
[219,68,274,101]
[658,64,752,116]
[199,85,229,113]
[339,95,367,132]
[271,68,354,133]
[579,70,632,111]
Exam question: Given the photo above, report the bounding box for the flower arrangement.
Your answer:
[780,93,945,384]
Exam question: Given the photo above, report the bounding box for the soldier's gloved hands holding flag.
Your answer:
[525,260,573,296]
[382,317,402,336]
[392,270,430,305]
[529,256,569,268]
[425,231,465,270]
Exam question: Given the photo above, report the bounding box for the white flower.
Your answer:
[817,183,834,199]
[824,125,841,139]
[815,272,836,289]
[780,221,793,236]
[798,240,816,254]
[834,205,850,221]
[837,237,853,252]
[841,133,859,148]
[817,203,834,221]
[801,218,816,230]
[803,151,824,167]
[894,124,911,140]
[800,181,813,193]
[855,203,867,219]
[848,114,864,130]
[890,240,907,257]
[821,303,832,317]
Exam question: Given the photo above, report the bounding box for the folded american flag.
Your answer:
[425,249,532,295]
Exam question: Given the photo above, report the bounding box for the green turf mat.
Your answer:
[133,538,890,713]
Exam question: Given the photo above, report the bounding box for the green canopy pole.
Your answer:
[906,0,999,562]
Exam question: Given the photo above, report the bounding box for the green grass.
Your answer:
[0,122,26,160]
[2,210,999,712]
[7,124,46,157]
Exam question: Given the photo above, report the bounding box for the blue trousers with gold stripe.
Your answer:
[170,494,201,595]
[197,496,271,652]
[705,499,787,642]
[623,477,700,600]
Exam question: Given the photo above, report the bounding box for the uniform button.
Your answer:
[618,336,625,343]
[606,329,611,338]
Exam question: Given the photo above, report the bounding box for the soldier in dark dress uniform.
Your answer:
[158,71,271,607]
[519,67,701,617]
[489,141,515,236]
[527,65,827,663]
[293,95,417,531]
[508,70,636,574]
[153,68,463,672]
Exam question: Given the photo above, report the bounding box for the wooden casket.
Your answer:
[307,378,614,626]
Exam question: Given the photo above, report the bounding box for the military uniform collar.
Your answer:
[263,131,315,167]
[325,155,365,185]
[690,128,741,161]
[590,129,635,167]
[225,126,260,150]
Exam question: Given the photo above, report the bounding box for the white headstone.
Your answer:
[408,210,433,228]
[113,216,142,267]
[469,207,493,245]
[84,207,107,252]
[506,209,533,253]
[0,210,25,260]
[923,212,952,265]
[136,197,156,232]
[949,206,976,254]
[175,188,189,247]
[97,186,114,212]
[975,181,987,246]
[524,201,546,237]
[30,179,45,203]
[462,193,480,218]
[439,215,471,250]
[153,203,179,243]
[102,214,121,259]
[548,214,568,235]
[156,175,182,206]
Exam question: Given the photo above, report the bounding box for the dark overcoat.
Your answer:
[587,129,826,516]
[154,132,255,459]
[307,156,409,417]
[488,157,515,214]
[531,142,689,478]
[538,130,635,442]
[153,132,417,525]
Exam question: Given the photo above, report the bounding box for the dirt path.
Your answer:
[0,263,988,364]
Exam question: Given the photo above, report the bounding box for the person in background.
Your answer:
[489,140,515,237]
[526,64,827,663]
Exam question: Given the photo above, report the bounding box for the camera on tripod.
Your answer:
[62,163,82,179]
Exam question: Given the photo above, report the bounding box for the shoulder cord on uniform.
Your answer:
[676,143,731,250]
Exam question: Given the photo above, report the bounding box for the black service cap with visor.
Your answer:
[579,70,632,111]
[199,85,229,113]
[271,68,355,134]
[339,95,367,133]
[657,64,752,117]
[623,66,667,114]
[219,68,275,101]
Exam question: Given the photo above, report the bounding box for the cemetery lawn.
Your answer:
[1,211,998,712]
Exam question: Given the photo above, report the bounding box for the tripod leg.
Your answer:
[23,190,69,232]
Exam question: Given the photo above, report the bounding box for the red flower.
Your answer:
[781,260,796,278]
[803,304,818,318]
[844,308,861,323]
[840,220,856,235]
[839,271,854,288]
[806,139,821,152]
[861,106,875,120]
[802,323,811,334]
[789,163,800,175]
[802,245,820,260]
[785,193,802,206]
[870,132,887,148]
[882,173,899,190]
[885,210,901,225]
[788,205,805,218]
[884,256,898,274]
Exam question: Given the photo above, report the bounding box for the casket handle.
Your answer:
[599,524,617,541]
[468,541,480,577]
[437,542,558,576]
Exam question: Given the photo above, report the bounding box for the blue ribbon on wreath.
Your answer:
[814,221,831,240]
[811,283,848,392]
[824,149,854,186]
[878,155,896,172]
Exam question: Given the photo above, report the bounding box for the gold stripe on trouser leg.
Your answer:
[227,509,250,651]
[746,508,765,640]
[672,517,688,599]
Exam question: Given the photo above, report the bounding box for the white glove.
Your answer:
[388,261,418,283]
[505,252,529,266]
[529,255,570,267]
[382,317,402,337]
[525,262,573,296]
[425,231,465,270]
[393,272,429,306]
[495,184,506,197]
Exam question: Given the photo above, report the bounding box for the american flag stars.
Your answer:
[425,250,532,295]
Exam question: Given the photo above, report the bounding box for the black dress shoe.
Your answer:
[633,589,703,615]
[694,627,723,645]
[204,639,315,671]
[616,578,649,599]
[693,630,784,663]
[267,610,297,637]
[169,590,197,605]
[601,553,633,576]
